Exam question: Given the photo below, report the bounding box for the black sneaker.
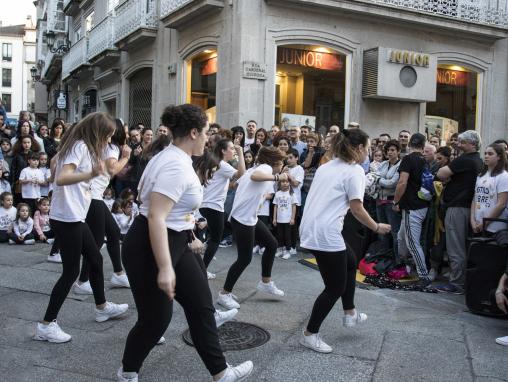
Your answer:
[435,283,464,295]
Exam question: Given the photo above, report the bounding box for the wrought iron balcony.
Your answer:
[62,37,89,80]
[160,0,225,28]
[87,15,119,64]
[63,0,81,16]
[113,0,158,50]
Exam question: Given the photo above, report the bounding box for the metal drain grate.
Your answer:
[182,321,270,351]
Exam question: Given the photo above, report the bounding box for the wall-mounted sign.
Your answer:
[277,47,343,71]
[388,49,430,68]
[55,91,67,110]
[200,56,218,76]
[437,68,469,87]
[243,61,267,80]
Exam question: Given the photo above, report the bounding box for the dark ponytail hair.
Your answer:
[256,146,286,167]
[193,149,221,186]
[213,139,232,161]
[331,129,369,164]
[111,118,127,147]
[161,104,207,139]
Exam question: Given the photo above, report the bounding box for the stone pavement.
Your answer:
[0,242,507,382]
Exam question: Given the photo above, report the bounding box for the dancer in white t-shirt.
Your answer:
[299,129,390,354]
[34,113,129,344]
[196,138,245,279]
[217,146,288,310]
[118,104,252,382]
[471,143,508,234]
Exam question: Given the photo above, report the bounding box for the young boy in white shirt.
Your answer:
[18,152,46,215]
[273,178,297,259]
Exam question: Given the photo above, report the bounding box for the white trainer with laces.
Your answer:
[33,321,71,343]
[252,245,260,255]
[207,271,216,280]
[256,280,284,297]
[47,253,62,263]
[95,302,129,322]
[156,336,166,345]
[275,247,284,258]
[281,250,291,260]
[46,238,55,244]
[258,247,266,255]
[289,247,297,256]
[24,239,35,245]
[217,292,240,310]
[111,273,130,288]
[73,281,93,295]
[117,367,138,382]
[215,361,254,382]
[215,308,238,328]
[343,310,368,328]
[299,332,332,353]
[495,336,508,346]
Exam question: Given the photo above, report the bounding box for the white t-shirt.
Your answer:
[0,179,11,194]
[230,164,274,226]
[0,206,16,231]
[258,182,275,217]
[103,197,114,211]
[288,165,304,206]
[244,136,255,152]
[300,159,366,252]
[114,213,134,235]
[19,167,45,199]
[138,144,202,232]
[273,190,297,223]
[473,170,508,233]
[50,141,93,223]
[39,167,51,197]
[91,145,120,200]
[202,160,237,212]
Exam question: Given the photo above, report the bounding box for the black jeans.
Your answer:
[199,207,224,268]
[307,248,357,334]
[44,220,106,322]
[223,217,277,292]
[276,223,296,250]
[79,200,123,282]
[122,215,227,375]
[0,230,8,242]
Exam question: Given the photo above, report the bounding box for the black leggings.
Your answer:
[8,231,34,243]
[44,220,106,322]
[223,217,277,292]
[199,207,224,268]
[79,200,123,282]
[122,215,227,375]
[307,248,357,334]
[276,223,296,250]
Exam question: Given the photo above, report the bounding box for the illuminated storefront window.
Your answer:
[426,65,478,135]
[186,50,217,122]
[275,45,346,131]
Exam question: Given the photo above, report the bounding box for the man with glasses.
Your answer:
[398,130,411,158]
[288,126,307,156]
[245,120,257,151]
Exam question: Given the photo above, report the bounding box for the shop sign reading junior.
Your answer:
[388,49,430,68]
[437,68,469,87]
[277,47,343,71]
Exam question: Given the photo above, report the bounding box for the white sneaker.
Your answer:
[157,336,166,345]
[259,247,266,255]
[117,367,138,382]
[73,281,93,295]
[8,239,15,245]
[24,239,35,245]
[215,308,238,328]
[495,336,508,346]
[111,273,130,288]
[343,310,368,328]
[95,301,129,323]
[101,243,106,250]
[216,361,254,382]
[252,245,260,255]
[281,250,291,260]
[217,292,240,310]
[275,247,284,258]
[33,321,71,343]
[47,253,62,263]
[207,271,216,280]
[46,238,55,244]
[256,281,284,297]
[289,247,297,256]
[428,268,438,282]
[299,332,332,353]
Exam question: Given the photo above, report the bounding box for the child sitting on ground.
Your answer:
[9,203,35,245]
[113,199,135,241]
[103,187,115,211]
[119,188,139,216]
[33,197,55,244]
[0,192,16,243]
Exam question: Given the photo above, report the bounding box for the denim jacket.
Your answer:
[377,159,401,201]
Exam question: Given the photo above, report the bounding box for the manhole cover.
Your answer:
[182,321,270,351]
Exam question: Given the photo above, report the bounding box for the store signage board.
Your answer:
[243,61,267,80]
[56,91,67,110]
[201,57,218,76]
[388,49,430,68]
[437,68,469,87]
[277,47,343,71]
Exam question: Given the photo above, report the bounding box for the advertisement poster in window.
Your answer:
[281,113,316,131]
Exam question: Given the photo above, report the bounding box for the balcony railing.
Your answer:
[88,15,116,61]
[47,0,66,32]
[62,37,89,80]
[368,0,508,28]
[160,0,193,19]
[113,0,158,45]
